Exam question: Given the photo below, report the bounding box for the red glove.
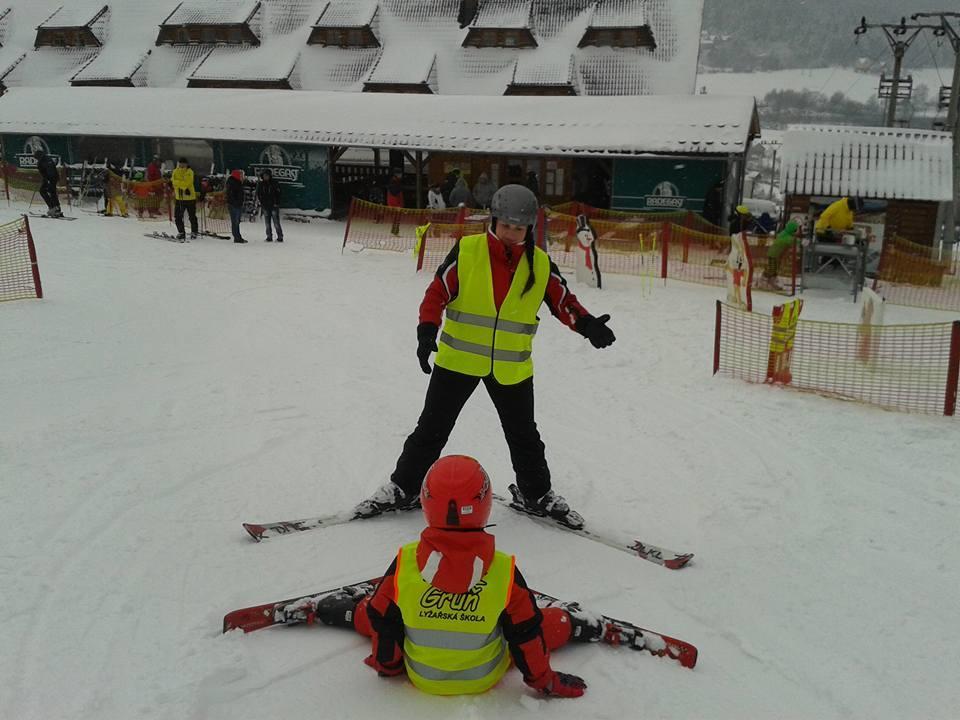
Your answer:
[363,654,405,678]
[526,670,587,698]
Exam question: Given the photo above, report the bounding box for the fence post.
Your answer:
[660,222,670,280]
[790,236,798,296]
[23,215,43,300]
[713,300,722,375]
[945,321,960,416]
[341,196,356,253]
[2,161,9,206]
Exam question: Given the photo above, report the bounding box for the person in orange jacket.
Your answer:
[314,455,597,698]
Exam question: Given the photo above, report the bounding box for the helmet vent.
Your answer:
[446,499,460,527]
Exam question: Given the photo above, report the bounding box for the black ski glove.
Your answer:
[417,322,439,375]
[575,313,616,349]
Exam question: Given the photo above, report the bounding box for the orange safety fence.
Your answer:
[416,221,487,271]
[873,235,960,313]
[714,300,960,416]
[343,198,484,254]
[345,198,797,296]
[551,201,726,235]
[0,215,43,302]
[200,191,230,237]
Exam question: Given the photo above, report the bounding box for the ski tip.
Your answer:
[242,523,266,542]
[665,639,699,669]
[664,554,694,570]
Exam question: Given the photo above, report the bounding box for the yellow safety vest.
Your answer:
[171,167,196,201]
[394,541,515,695]
[435,234,550,385]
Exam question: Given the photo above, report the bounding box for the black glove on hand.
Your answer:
[416,322,439,375]
[575,313,616,349]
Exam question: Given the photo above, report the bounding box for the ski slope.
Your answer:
[1,206,958,720]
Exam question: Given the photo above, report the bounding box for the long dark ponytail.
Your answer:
[521,227,536,296]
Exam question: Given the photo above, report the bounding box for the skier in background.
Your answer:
[257,169,283,242]
[171,157,199,240]
[353,184,616,529]
[316,455,591,698]
[34,149,62,217]
[226,169,246,243]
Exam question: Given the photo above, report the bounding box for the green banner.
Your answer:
[217,141,331,211]
[611,158,728,212]
[2,134,72,168]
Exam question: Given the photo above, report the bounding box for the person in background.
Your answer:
[761,219,800,290]
[449,175,475,208]
[386,173,405,208]
[257,169,283,243]
[440,169,460,206]
[472,172,496,209]
[525,171,540,200]
[427,182,446,210]
[352,184,616,529]
[756,212,776,235]
[103,161,129,218]
[729,205,766,235]
[146,155,163,182]
[319,455,591,698]
[34,149,62,217]
[226,169,246,243]
[144,154,164,217]
[814,197,861,242]
[171,157,199,240]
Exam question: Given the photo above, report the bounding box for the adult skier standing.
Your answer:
[321,455,591,697]
[353,184,616,529]
[34,149,62,217]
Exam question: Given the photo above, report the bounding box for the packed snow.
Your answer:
[1,203,958,720]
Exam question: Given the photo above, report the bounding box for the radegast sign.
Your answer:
[249,144,303,187]
[644,180,687,210]
[15,136,61,168]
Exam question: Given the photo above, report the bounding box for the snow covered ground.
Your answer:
[698,66,951,105]
[1,204,958,720]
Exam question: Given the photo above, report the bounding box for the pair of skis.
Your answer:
[242,484,693,571]
[27,212,77,221]
[222,578,697,670]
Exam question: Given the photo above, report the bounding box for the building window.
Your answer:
[53,33,66,47]
[347,29,362,46]
[177,28,189,43]
[504,33,516,47]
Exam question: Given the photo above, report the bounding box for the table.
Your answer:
[802,237,868,301]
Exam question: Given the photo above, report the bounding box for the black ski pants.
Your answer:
[390,365,551,501]
[174,199,199,235]
[39,179,60,210]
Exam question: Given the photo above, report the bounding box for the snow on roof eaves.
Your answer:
[314,0,377,27]
[72,48,150,82]
[512,54,574,85]
[780,124,954,202]
[0,87,757,156]
[190,44,299,81]
[590,0,647,28]
[472,0,532,29]
[164,0,260,26]
[366,48,433,84]
[40,4,107,29]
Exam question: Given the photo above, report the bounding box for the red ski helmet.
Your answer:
[421,455,492,530]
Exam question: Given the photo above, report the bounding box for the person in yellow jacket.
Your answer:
[171,157,199,240]
[814,197,861,241]
[353,184,616,530]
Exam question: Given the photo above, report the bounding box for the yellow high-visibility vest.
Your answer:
[394,541,515,695]
[435,234,550,385]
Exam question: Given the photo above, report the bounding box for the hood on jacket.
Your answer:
[416,527,496,595]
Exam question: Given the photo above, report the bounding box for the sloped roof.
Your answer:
[0,87,760,157]
[0,0,704,96]
[314,0,377,27]
[590,0,646,27]
[190,43,299,81]
[72,47,150,83]
[781,125,954,202]
[3,47,100,87]
[511,54,574,85]
[163,0,260,25]
[366,46,434,84]
[39,4,107,28]
[472,0,532,29]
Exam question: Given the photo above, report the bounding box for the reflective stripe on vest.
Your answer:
[434,234,550,385]
[395,541,515,696]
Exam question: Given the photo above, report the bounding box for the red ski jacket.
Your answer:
[419,231,590,331]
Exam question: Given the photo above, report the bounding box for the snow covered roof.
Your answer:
[590,0,647,28]
[781,125,954,202]
[365,46,434,85]
[0,86,759,156]
[0,0,703,95]
[163,0,260,25]
[472,0,533,29]
[511,54,575,86]
[190,44,299,82]
[71,47,150,85]
[314,0,377,27]
[3,47,100,87]
[39,4,108,28]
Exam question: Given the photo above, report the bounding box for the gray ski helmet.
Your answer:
[490,184,538,227]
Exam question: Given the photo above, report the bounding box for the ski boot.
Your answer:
[562,603,645,650]
[508,484,585,530]
[352,481,421,519]
[311,587,367,629]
